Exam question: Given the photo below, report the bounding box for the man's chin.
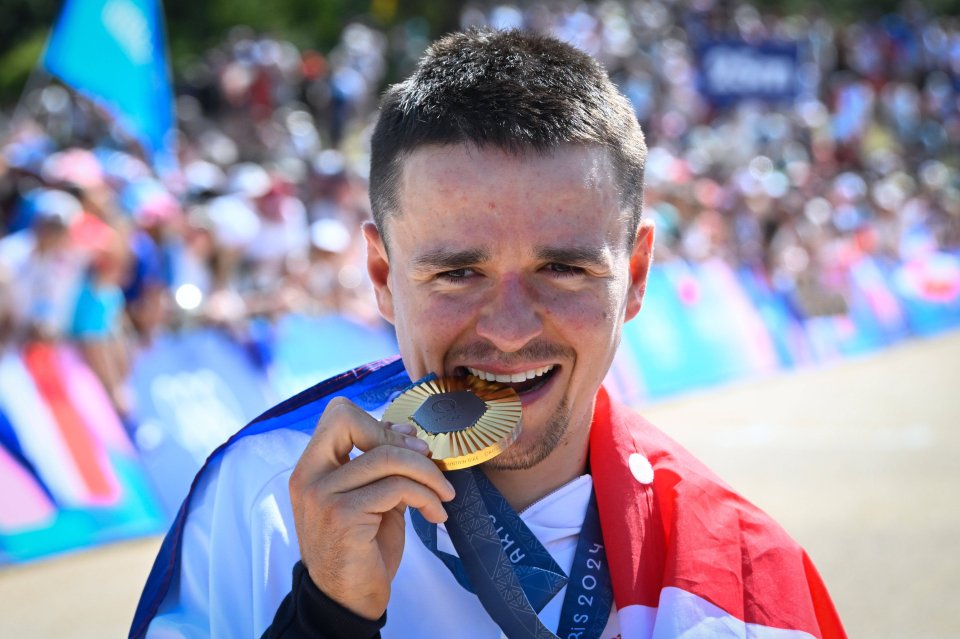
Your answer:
[484,445,544,472]
[483,400,570,471]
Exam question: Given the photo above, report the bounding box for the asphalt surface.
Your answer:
[1,330,958,638]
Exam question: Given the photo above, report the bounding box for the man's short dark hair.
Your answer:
[369,29,647,244]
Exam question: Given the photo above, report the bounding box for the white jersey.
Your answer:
[147,423,619,638]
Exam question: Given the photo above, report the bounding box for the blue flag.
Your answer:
[42,0,176,170]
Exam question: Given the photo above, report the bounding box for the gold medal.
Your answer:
[383,376,522,470]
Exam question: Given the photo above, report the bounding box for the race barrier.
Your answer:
[2,253,959,563]
[129,329,277,517]
[0,344,164,563]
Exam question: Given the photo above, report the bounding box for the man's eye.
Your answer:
[544,263,585,277]
[438,268,475,282]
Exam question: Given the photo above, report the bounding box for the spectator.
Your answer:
[4,189,84,341]
[0,1,958,412]
[69,215,132,415]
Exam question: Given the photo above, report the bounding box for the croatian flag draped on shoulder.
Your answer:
[130,357,846,638]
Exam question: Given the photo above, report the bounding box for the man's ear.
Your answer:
[624,218,655,322]
[362,222,395,324]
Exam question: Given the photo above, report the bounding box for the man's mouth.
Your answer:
[461,364,558,395]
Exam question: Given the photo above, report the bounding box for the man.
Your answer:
[132,30,845,638]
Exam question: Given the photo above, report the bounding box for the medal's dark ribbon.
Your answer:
[555,489,611,639]
[411,467,567,612]
[411,467,613,639]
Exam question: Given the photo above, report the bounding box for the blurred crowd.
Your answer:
[1,0,959,415]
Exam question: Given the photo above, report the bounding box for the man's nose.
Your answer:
[474,276,543,353]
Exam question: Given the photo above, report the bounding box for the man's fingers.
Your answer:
[320,444,455,504]
[387,422,417,436]
[294,397,427,481]
[331,475,450,524]
[290,397,454,523]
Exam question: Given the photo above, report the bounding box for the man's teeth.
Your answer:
[466,365,555,383]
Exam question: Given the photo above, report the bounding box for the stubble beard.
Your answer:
[485,397,571,471]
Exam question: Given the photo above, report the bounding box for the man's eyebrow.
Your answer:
[411,247,490,270]
[534,245,609,266]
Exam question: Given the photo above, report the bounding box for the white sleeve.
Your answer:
[146,430,308,638]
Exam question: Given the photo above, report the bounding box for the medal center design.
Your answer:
[412,390,488,434]
[383,376,521,470]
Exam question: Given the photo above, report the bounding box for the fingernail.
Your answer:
[389,422,416,435]
[443,481,456,499]
[404,436,430,452]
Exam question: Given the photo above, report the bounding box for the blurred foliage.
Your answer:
[0,0,59,104]
[753,0,960,19]
[0,0,465,103]
[0,32,48,103]
[0,0,59,56]
[0,0,958,103]
[162,0,465,86]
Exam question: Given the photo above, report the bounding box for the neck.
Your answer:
[483,415,592,512]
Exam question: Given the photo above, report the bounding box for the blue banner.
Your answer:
[42,0,176,169]
[891,252,960,336]
[696,40,800,104]
[130,330,274,518]
[270,314,398,399]
[619,261,779,398]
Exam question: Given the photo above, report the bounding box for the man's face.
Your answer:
[365,144,653,470]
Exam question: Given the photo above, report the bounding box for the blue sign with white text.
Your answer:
[697,40,800,104]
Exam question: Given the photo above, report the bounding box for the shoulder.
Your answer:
[211,427,310,485]
[203,427,310,537]
[599,396,796,547]
[187,356,409,516]
[593,393,844,637]
[132,358,411,639]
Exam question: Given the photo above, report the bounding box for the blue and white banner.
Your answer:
[0,345,164,563]
[42,0,176,169]
[130,330,275,518]
[696,40,800,104]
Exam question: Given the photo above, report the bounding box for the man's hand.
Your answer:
[289,396,455,620]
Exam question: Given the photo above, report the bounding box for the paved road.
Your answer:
[645,331,960,639]
[1,331,958,637]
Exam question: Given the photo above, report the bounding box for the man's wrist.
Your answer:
[264,561,386,639]
[296,562,386,637]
